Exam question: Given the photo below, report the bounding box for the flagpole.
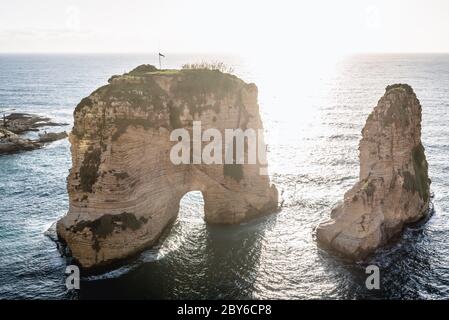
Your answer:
[158,52,165,69]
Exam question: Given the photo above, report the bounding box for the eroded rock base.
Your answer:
[316,84,431,260]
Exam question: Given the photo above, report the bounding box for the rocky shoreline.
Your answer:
[0,113,68,155]
[2,113,68,133]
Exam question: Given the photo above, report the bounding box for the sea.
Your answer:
[0,53,448,299]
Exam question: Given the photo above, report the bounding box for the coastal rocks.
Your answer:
[0,112,68,155]
[57,65,278,270]
[316,84,430,260]
[0,128,67,155]
[0,128,42,154]
[38,131,68,143]
[1,113,67,133]
[0,113,68,155]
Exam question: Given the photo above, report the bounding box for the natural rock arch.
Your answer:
[57,65,278,270]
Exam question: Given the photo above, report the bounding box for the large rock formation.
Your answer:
[316,84,430,260]
[57,65,278,270]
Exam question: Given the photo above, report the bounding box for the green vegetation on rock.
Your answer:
[175,69,241,101]
[148,70,180,75]
[385,83,415,95]
[74,97,93,114]
[112,118,156,141]
[126,64,158,76]
[401,143,430,203]
[79,148,102,192]
[412,143,430,202]
[74,65,246,148]
[71,212,147,251]
[223,163,244,182]
[168,101,182,129]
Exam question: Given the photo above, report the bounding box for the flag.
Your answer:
[159,52,165,58]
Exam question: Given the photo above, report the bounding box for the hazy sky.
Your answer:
[1,0,449,54]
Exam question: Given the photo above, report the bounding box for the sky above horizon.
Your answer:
[1,0,449,55]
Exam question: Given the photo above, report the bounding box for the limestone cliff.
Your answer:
[316,84,430,260]
[57,65,278,270]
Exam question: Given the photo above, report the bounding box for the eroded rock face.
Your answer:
[57,65,278,270]
[316,84,430,260]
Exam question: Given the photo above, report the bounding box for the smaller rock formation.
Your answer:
[316,84,431,260]
[0,113,68,155]
[38,131,68,143]
[0,128,42,154]
[1,113,67,133]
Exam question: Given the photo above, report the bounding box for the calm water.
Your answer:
[0,53,448,299]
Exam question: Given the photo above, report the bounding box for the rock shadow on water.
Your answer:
[72,199,277,299]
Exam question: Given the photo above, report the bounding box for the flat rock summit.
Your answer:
[316,84,431,260]
[57,65,278,270]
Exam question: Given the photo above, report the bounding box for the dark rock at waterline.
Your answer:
[38,131,68,143]
[0,128,42,154]
[1,113,68,134]
[0,128,68,155]
[0,112,69,155]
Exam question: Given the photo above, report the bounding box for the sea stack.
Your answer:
[316,84,430,260]
[57,65,278,270]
